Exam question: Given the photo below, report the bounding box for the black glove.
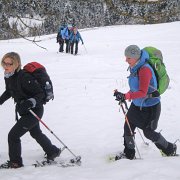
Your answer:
[18,100,34,115]
[82,42,84,45]
[114,90,125,103]
[151,90,160,97]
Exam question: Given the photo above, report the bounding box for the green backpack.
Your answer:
[143,46,170,95]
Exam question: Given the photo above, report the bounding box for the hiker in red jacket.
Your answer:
[114,45,177,159]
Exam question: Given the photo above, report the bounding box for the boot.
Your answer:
[160,143,177,156]
[155,133,177,156]
[46,148,61,161]
[124,147,135,160]
[0,161,23,169]
[124,135,135,160]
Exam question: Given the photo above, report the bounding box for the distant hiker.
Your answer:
[61,24,73,53]
[69,27,84,55]
[57,24,66,52]
[114,45,177,160]
[0,52,61,168]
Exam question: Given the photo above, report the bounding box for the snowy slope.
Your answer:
[0,22,180,180]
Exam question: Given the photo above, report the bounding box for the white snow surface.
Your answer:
[0,22,180,180]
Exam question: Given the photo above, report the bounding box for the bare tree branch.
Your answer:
[1,26,47,50]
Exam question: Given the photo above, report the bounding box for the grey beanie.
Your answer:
[124,45,141,59]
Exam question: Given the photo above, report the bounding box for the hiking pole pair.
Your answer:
[119,101,142,159]
[29,109,81,162]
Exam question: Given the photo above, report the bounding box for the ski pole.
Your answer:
[120,102,142,159]
[174,139,180,144]
[136,128,149,146]
[83,44,88,53]
[29,109,80,161]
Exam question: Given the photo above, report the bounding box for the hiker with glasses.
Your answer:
[0,52,60,169]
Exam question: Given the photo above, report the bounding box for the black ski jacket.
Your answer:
[0,70,45,106]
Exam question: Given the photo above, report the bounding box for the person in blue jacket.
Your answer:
[69,27,84,55]
[114,45,177,160]
[61,24,73,53]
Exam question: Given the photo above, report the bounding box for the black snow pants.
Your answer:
[70,41,78,55]
[123,102,161,159]
[8,105,59,165]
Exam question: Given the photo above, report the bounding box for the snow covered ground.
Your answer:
[0,21,180,180]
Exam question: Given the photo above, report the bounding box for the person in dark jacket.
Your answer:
[69,27,84,55]
[0,52,60,168]
[57,23,67,52]
[114,45,177,160]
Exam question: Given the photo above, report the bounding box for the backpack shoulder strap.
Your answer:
[16,70,31,100]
